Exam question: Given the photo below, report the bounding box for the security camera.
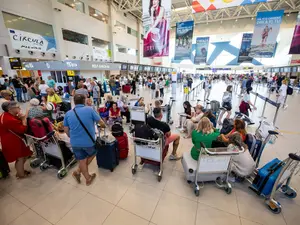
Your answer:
[72,56,76,59]
[80,57,83,60]
[28,51,34,55]
[52,53,56,57]
[41,52,45,56]
[54,8,61,12]
[15,49,20,54]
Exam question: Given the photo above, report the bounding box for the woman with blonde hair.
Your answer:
[190,117,220,160]
[184,104,204,139]
[47,88,62,105]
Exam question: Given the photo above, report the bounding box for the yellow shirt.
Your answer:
[47,94,62,104]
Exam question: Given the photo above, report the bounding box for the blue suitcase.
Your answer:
[251,158,284,196]
[96,135,119,172]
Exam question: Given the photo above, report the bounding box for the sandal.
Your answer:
[16,170,31,179]
[86,173,96,186]
[72,171,81,184]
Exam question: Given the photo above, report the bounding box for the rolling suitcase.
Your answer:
[96,135,119,171]
[122,85,131,93]
[155,90,159,98]
[0,151,10,178]
[251,158,284,196]
[115,132,129,159]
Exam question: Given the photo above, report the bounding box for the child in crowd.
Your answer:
[55,122,72,151]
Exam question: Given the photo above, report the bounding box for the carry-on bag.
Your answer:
[155,90,159,98]
[115,132,129,159]
[111,121,124,137]
[27,117,54,138]
[251,158,284,196]
[0,151,10,179]
[96,135,119,171]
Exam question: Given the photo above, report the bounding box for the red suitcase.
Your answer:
[122,85,131,93]
[140,145,169,166]
[28,117,53,138]
[115,132,129,159]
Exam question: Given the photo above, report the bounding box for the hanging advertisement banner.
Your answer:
[289,12,300,54]
[143,0,171,57]
[238,33,253,63]
[192,0,274,13]
[174,20,194,60]
[8,29,57,52]
[249,10,284,58]
[194,37,209,64]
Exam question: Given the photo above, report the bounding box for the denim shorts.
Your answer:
[72,146,97,160]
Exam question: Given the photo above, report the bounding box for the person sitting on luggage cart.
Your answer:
[64,94,101,186]
[108,102,122,126]
[147,108,182,160]
[117,95,130,123]
[134,97,145,107]
[183,104,204,139]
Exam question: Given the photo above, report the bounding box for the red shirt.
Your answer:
[109,107,120,117]
[229,128,246,142]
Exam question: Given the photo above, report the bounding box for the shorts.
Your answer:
[72,146,97,160]
[222,102,232,111]
[165,133,179,146]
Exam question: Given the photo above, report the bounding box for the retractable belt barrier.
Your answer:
[251,91,280,126]
[185,81,203,101]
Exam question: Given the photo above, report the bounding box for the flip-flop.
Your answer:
[86,173,96,186]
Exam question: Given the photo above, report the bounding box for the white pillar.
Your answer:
[108,0,115,62]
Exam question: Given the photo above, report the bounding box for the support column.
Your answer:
[108,0,115,62]
[137,20,141,64]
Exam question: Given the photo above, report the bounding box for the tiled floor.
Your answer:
[1,79,300,225]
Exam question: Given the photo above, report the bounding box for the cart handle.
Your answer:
[25,131,55,140]
[128,134,161,144]
[199,142,245,155]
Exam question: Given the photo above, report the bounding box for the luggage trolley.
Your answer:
[130,130,165,182]
[182,142,244,196]
[130,106,146,125]
[25,131,76,179]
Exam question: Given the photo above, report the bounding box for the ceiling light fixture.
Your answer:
[221,20,223,24]
[235,19,238,22]
[287,13,290,16]
[93,13,98,17]
[251,17,254,20]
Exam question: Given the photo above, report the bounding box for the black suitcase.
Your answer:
[0,151,10,179]
[155,90,159,98]
[96,135,119,172]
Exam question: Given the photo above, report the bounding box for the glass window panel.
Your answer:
[62,71,67,83]
[58,0,85,13]
[50,71,57,82]
[116,21,126,30]
[2,11,54,37]
[88,6,109,24]
[62,29,88,45]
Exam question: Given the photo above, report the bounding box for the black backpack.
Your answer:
[134,124,158,144]
[111,122,124,137]
[59,102,71,112]
[220,118,234,134]
[151,82,156,90]
[287,86,293,95]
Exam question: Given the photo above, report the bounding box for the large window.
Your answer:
[115,21,126,30]
[128,48,137,56]
[2,11,54,37]
[57,0,85,13]
[116,44,127,53]
[89,6,109,24]
[62,29,88,45]
[127,27,138,37]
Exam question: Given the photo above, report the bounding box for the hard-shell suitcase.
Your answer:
[0,151,10,179]
[251,158,284,196]
[96,135,119,171]
[122,85,131,93]
[115,132,129,159]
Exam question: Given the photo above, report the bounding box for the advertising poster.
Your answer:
[192,0,273,13]
[289,12,300,54]
[143,0,171,57]
[238,33,253,63]
[174,20,194,60]
[8,29,57,52]
[194,37,209,64]
[249,10,284,58]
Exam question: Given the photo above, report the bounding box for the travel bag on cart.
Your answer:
[115,132,129,159]
[0,151,10,179]
[96,135,119,171]
[251,158,284,196]
[28,117,54,138]
[111,122,124,137]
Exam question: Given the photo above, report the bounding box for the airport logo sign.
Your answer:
[8,29,57,53]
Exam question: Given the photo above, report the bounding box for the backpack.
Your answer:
[151,82,156,90]
[111,122,124,137]
[134,124,158,143]
[287,86,293,95]
[59,102,71,112]
[27,117,53,138]
[220,118,234,134]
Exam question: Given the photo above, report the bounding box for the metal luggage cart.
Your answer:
[192,142,244,196]
[247,152,300,214]
[130,130,165,182]
[130,106,146,125]
[25,131,76,179]
[128,98,140,109]
[234,112,255,127]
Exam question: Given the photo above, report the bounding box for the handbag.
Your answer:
[73,109,102,149]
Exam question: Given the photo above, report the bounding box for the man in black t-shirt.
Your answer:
[147,108,181,160]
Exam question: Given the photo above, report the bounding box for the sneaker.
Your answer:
[169,154,182,161]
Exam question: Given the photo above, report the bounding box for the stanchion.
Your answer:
[192,88,196,101]
[259,99,267,120]
[273,104,280,125]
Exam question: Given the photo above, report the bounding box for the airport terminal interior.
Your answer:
[1,0,300,225]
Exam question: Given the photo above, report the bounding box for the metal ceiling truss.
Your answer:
[113,0,300,25]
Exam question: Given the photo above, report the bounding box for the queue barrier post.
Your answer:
[273,103,280,126]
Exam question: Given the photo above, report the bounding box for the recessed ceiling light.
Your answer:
[287,13,290,16]
[6,20,11,23]
[251,17,254,20]
[235,19,238,22]
[93,13,98,16]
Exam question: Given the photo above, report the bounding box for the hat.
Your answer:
[46,102,55,111]
[29,98,40,106]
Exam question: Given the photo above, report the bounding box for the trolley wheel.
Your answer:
[282,185,297,199]
[131,164,138,174]
[187,180,192,184]
[157,175,162,182]
[40,163,48,171]
[194,184,200,196]
[225,187,232,194]
[267,200,282,214]
[30,160,40,168]
[110,168,114,172]
[57,169,67,179]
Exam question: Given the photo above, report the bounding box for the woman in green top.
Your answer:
[190,117,220,160]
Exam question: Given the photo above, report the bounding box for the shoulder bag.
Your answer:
[73,109,102,149]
